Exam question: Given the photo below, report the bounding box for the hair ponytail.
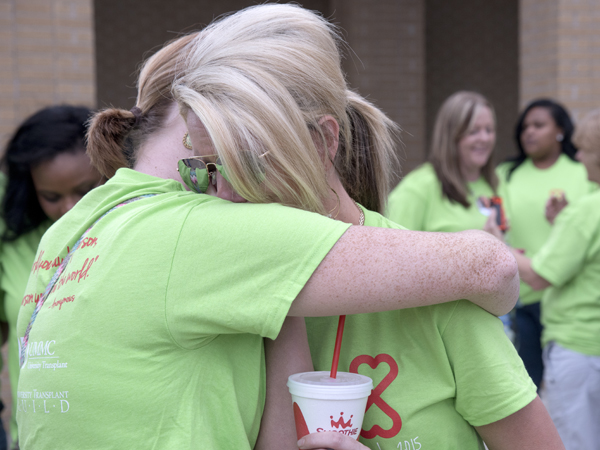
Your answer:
[337,90,401,214]
[86,108,139,178]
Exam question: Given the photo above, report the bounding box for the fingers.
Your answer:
[478,196,491,208]
[297,432,368,450]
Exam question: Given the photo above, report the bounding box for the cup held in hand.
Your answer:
[287,371,373,440]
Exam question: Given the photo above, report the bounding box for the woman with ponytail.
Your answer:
[15,5,546,450]
[175,7,560,450]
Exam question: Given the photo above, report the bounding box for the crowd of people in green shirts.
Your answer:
[0,4,597,450]
[388,93,599,449]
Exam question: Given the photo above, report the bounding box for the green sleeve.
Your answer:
[166,201,350,349]
[532,198,593,287]
[387,176,428,231]
[443,301,537,426]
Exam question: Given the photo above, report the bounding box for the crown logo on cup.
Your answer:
[330,412,353,429]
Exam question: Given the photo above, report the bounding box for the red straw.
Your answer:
[330,315,346,379]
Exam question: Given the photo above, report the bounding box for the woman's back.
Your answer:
[307,208,536,449]
[16,169,349,449]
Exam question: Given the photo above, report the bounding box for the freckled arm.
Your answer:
[289,227,519,317]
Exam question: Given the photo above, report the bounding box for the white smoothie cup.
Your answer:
[287,371,373,440]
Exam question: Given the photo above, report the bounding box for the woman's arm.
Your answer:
[475,397,564,450]
[510,248,551,291]
[290,227,519,317]
[254,317,313,450]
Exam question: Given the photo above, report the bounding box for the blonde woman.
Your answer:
[175,6,562,450]
[510,109,600,449]
[16,6,523,450]
[387,91,500,234]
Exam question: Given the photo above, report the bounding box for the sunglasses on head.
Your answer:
[178,151,269,194]
[177,155,227,193]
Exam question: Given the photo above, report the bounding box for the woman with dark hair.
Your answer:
[0,105,104,445]
[497,98,596,389]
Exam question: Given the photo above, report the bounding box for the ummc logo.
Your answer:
[330,412,353,429]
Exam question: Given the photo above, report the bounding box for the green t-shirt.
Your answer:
[16,168,350,450]
[0,221,49,440]
[497,154,595,305]
[306,209,536,450]
[387,163,494,232]
[531,190,600,356]
[0,173,52,440]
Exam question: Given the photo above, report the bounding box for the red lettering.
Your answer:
[49,254,100,294]
[21,292,44,307]
[81,237,98,249]
[49,295,75,310]
[31,251,45,274]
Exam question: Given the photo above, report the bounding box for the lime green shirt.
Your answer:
[531,190,600,355]
[16,169,349,450]
[387,163,494,232]
[307,209,536,450]
[497,155,595,305]
[0,174,52,440]
[0,222,49,440]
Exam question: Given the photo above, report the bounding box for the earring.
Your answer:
[556,133,564,142]
[183,132,192,150]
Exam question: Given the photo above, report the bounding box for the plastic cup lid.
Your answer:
[287,371,373,400]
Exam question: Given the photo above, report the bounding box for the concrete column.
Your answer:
[0,0,95,151]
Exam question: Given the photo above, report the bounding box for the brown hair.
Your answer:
[429,91,498,207]
[87,32,197,178]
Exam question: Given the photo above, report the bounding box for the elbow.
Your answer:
[481,240,520,315]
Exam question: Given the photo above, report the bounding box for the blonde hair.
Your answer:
[573,109,600,163]
[87,32,197,178]
[173,4,400,214]
[429,91,498,207]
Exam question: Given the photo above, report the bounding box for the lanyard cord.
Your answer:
[19,194,156,367]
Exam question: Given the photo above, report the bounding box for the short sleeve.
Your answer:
[387,175,428,231]
[166,200,350,349]
[532,199,593,287]
[442,301,537,426]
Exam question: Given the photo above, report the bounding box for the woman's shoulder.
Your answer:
[391,163,438,194]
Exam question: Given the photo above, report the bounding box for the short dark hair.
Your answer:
[504,98,577,181]
[1,105,93,241]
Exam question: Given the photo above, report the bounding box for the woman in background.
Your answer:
[508,109,600,450]
[387,91,500,234]
[497,99,596,388]
[0,105,104,447]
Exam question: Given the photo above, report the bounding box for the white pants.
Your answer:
[542,342,600,450]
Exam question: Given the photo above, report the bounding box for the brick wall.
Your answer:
[0,0,95,154]
[333,0,425,180]
[520,0,600,123]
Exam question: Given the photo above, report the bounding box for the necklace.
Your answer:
[352,199,365,226]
